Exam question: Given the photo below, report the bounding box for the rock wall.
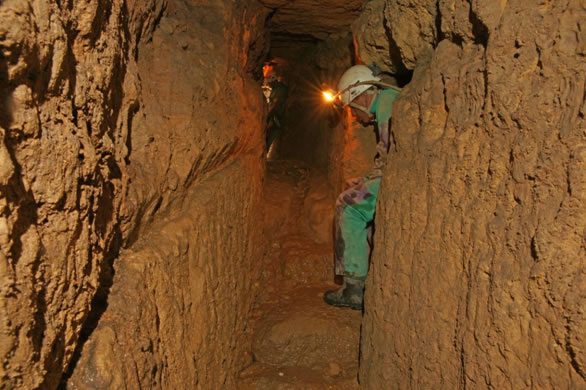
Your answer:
[259,0,363,39]
[358,0,586,388]
[68,158,265,389]
[354,0,438,74]
[333,114,377,193]
[0,1,164,387]
[0,0,267,389]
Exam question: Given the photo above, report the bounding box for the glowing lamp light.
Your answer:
[322,90,336,102]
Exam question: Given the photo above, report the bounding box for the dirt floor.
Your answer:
[238,160,362,389]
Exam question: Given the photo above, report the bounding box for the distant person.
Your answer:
[323,65,400,310]
[264,71,288,153]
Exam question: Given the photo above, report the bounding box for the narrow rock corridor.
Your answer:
[239,160,361,389]
[1,0,584,389]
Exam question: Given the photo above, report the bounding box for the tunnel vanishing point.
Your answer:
[0,0,585,389]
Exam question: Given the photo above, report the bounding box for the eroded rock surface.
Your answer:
[260,0,364,39]
[0,0,266,388]
[0,1,164,388]
[354,0,438,74]
[68,158,265,389]
[358,0,586,388]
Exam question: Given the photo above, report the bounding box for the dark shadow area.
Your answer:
[384,28,408,76]
[394,69,414,88]
[0,51,12,130]
[435,1,444,43]
[270,32,319,49]
[468,7,489,47]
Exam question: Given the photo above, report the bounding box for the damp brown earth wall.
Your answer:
[356,0,586,388]
[0,1,267,388]
[2,0,585,388]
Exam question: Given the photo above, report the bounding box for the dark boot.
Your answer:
[323,278,364,310]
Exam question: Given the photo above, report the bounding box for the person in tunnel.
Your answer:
[324,64,400,310]
[263,68,289,153]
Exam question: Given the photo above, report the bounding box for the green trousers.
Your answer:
[334,177,381,280]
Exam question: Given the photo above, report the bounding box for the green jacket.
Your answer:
[369,87,400,177]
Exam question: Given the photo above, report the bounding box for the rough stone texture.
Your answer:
[0,1,164,388]
[337,116,377,190]
[259,0,364,39]
[354,0,438,74]
[302,176,335,245]
[360,0,586,388]
[66,1,268,388]
[352,0,397,73]
[252,287,360,370]
[243,285,361,390]
[261,161,332,291]
[0,0,266,389]
[68,158,264,389]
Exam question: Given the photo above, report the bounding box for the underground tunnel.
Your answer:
[0,0,585,389]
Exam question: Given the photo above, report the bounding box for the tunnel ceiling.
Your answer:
[259,0,365,40]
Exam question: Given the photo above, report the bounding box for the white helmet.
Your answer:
[337,65,381,106]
